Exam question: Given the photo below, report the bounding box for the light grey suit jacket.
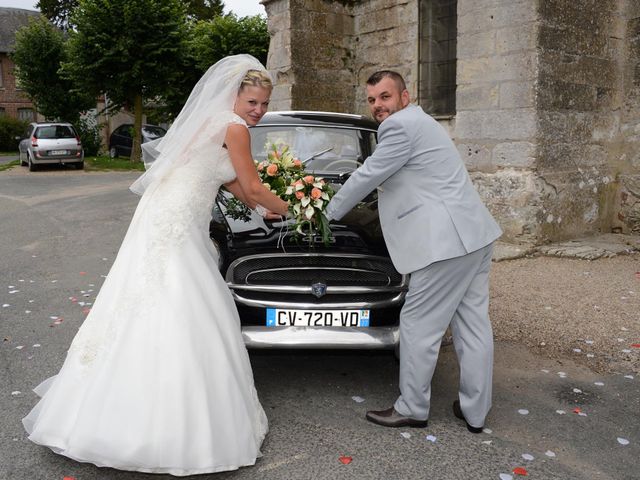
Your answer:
[325,104,502,274]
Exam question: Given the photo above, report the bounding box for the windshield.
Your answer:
[142,125,167,140]
[250,125,376,174]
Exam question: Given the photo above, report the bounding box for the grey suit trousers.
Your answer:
[394,243,494,428]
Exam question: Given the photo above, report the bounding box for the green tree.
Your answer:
[36,0,78,30]
[11,16,94,123]
[64,0,187,162]
[156,14,269,121]
[190,14,269,71]
[37,0,224,29]
[184,0,224,20]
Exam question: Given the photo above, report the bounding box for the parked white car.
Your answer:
[18,122,84,171]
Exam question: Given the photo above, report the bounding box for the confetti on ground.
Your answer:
[482,440,492,445]
[585,340,594,344]
[632,344,640,348]
[556,410,566,415]
[11,391,21,396]
[513,467,528,476]
[621,326,629,331]
[63,477,77,480]
[351,396,365,403]
[33,344,40,348]
[483,428,493,434]
[15,346,24,350]
[545,450,556,458]
[518,409,529,415]
[572,407,582,414]
[521,453,534,461]
[624,375,634,379]
[2,304,10,308]
[541,369,549,373]
[572,388,582,393]
[25,310,31,314]
[586,354,595,358]
[617,338,625,342]
[622,349,632,353]
[79,272,87,275]
[573,348,582,353]
[557,371,567,377]
[617,437,630,445]
[9,290,19,294]
[499,474,513,480]
[425,435,437,443]
[594,382,604,386]
[338,455,352,465]
[400,432,411,439]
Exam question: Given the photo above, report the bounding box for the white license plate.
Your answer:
[49,150,69,155]
[266,308,370,327]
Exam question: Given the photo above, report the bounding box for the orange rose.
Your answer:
[311,187,322,199]
[303,175,314,184]
[293,180,304,188]
[293,159,302,168]
[266,163,278,176]
[295,191,305,200]
[257,163,264,171]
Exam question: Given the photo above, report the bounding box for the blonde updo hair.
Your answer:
[239,69,273,92]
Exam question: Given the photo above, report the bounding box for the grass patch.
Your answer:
[85,156,146,171]
[0,151,18,156]
[0,160,19,171]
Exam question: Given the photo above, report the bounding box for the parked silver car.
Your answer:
[18,122,84,171]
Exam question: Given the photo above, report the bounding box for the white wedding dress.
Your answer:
[23,116,268,476]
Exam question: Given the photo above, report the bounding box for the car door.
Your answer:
[112,125,133,156]
[18,124,35,157]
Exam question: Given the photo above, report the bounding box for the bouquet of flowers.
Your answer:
[224,142,335,245]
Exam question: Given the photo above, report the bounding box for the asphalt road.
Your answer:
[1,165,638,479]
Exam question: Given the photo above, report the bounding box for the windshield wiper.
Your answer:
[301,147,333,164]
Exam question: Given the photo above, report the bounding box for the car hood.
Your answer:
[210,177,387,265]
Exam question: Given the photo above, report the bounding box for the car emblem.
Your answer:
[311,281,327,298]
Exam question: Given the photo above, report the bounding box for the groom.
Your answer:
[324,71,502,432]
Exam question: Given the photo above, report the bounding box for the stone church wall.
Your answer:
[263,0,640,244]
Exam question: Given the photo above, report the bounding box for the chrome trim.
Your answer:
[242,326,399,349]
[231,291,406,309]
[228,283,406,294]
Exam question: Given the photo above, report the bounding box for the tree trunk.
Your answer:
[131,93,143,163]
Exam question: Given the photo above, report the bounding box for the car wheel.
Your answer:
[109,146,118,158]
[28,155,38,172]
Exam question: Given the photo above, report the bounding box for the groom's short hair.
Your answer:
[366,70,407,92]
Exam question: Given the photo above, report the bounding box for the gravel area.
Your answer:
[490,253,640,375]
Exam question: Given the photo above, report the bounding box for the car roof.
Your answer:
[255,111,378,131]
[32,122,74,127]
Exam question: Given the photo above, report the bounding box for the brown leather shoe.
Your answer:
[453,400,483,433]
[365,406,428,428]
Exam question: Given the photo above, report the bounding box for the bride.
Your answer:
[22,55,289,476]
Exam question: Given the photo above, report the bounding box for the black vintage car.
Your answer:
[210,111,408,349]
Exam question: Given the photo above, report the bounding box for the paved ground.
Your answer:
[0,165,638,479]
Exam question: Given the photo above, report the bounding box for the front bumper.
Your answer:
[241,325,399,349]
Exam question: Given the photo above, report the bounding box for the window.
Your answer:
[419,0,457,116]
[18,108,35,122]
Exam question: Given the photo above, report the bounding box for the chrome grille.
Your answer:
[226,253,407,309]
[228,254,401,285]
